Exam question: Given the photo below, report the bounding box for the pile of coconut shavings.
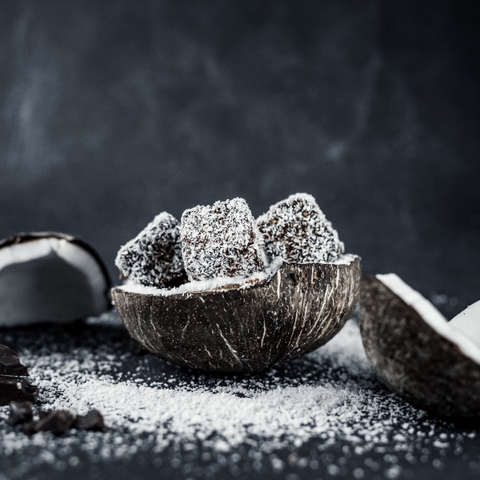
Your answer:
[180,198,268,281]
[257,193,344,264]
[0,315,479,479]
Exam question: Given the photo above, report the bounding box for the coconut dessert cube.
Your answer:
[115,212,187,288]
[180,198,268,281]
[257,193,344,263]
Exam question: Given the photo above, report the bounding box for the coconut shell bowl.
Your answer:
[112,256,361,374]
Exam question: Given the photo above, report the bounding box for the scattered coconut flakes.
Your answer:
[0,313,479,480]
[180,198,268,282]
[115,212,186,288]
[257,193,344,263]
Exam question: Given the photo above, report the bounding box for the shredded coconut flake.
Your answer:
[0,313,478,479]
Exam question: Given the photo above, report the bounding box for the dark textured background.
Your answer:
[1,0,479,309]
[1,1,480,479]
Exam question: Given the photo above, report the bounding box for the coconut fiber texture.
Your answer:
[359,275,480,419]
[112,258,361,373]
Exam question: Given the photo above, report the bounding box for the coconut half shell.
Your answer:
[360,274,480,419]
[112,256,361,373]
[0,232,111,327]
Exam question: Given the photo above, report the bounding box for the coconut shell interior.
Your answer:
[112,258,361,373]
[359,275,480,419]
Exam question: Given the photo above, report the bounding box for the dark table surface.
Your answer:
[1,308,480,480]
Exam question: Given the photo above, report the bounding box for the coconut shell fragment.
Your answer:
[112,256,361,373]
[0,232,111,326]
[359,275,480,419]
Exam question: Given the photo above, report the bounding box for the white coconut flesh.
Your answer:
[377,274,480,365]
[449,300,480,347]
[119,253,358,297]
[0,237,109,326]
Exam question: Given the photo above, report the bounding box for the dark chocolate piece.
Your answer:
[0,376,38,405]
[21,410,75,436]
[8,401,33,425]
[74,409,108,432]
[19,421,37,435]
[0,345,29,376]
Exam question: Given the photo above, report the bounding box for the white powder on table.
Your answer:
[0,313,478,480]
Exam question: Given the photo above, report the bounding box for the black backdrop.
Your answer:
[1,1,479,307]
[1,2,480,480]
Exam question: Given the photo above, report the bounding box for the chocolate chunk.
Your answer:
[20,409,108,435]
[0,345,29,376]
[0,376,38,406]
[74,409,108,432]
[21,410,75,436]
[8,401,33,425]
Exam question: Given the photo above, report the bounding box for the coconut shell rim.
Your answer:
[112,254,361,301]
[370,274,480,368]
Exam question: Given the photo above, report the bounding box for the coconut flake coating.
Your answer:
[115,212,187,288]
[257,193,344,263]
[180,198,268,281]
